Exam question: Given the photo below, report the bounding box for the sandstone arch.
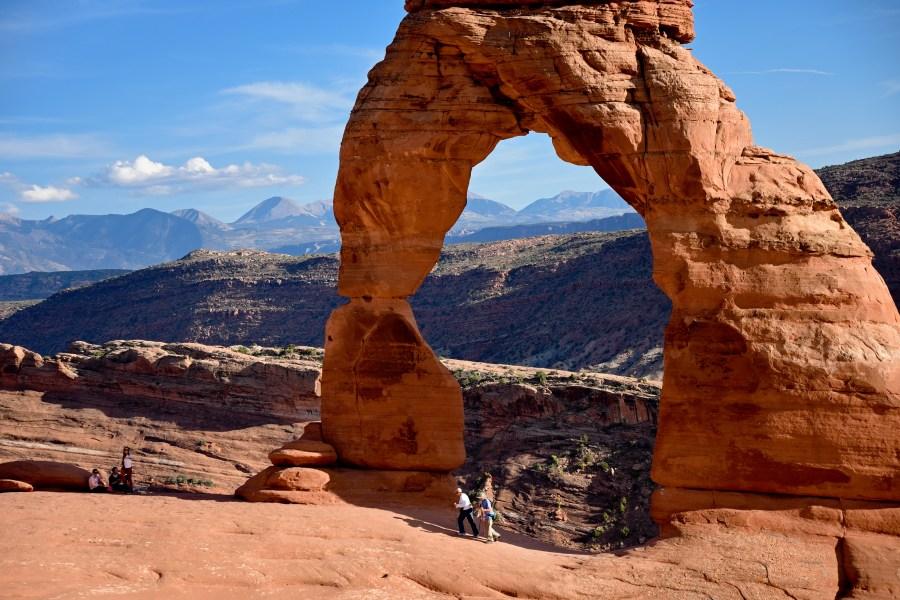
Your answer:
[320,0,900,508]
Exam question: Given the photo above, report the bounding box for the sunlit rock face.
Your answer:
[320,0,900,504]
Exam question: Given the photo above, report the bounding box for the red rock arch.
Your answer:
[320,1,900,505]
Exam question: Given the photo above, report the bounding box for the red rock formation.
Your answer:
[0,479,33,493]
[321,0,900,511]
[0,460,90,491]
[0,340,321,421]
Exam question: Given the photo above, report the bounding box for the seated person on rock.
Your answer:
[88,469,107,493]
[108,467,128,492]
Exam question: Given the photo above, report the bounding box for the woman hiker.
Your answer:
[122,447,134,492]
[475,492,500,543]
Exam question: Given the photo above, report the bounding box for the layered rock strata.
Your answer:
[0,340,321,421]
[0,341,322,491]
[321,0,900,513]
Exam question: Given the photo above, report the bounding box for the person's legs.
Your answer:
[487,518,498,541]
[465,509,479,536]
[457,510,466,534]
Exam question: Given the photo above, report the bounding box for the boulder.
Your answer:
[0,479,33,493]
[0,461,90,491]
[269,440,337,467]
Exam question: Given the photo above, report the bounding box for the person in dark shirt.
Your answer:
[108,466,128,492]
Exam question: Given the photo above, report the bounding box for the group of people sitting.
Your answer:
[87,447,135,493]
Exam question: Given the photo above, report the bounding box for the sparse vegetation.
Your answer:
[162,473,214,488]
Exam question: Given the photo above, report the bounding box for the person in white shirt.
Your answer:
[454,487,479,537]
[88,469,107,493]
[122,447,134,492]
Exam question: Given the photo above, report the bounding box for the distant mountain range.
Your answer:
[0,189,631,274]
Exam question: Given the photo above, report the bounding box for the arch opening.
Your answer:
[412,132,666,381]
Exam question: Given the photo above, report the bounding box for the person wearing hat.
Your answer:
[454,487,479,537]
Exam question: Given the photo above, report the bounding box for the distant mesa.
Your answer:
[0,231,669,380]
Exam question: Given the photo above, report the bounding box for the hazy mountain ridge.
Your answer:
[0,189,632,274]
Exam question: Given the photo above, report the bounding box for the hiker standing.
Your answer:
[475,493,500,543]
[122,447,134,492]
[454,487,479,537]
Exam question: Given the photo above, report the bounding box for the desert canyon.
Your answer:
[1,1,899,599]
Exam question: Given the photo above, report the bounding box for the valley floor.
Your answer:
[1,491,841,599]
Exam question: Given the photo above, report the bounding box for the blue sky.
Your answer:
[1,0,898,221]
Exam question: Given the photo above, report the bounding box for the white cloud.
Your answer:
[91,154,305,194]
[107,155,174,185]
[0,202,20,216]
[0,133,111,159]
[0,172,78,203]
[800,133,900,157]
[221,81,354,122]
[21,184,78,203]
[731,68,834,76]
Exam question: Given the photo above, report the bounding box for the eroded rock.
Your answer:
[318,0,900,507]
[0,460,90,491]
[0,479,33,493]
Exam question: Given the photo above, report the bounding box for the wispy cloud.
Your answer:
[0,133,112,159]
[0,172,78,203]
[221,81,354,122]
[274,43,384,62]
[881,79,900,97]
[0,202,20,216]
[0,116,67,126]
[730,68,834,76]
[237,125,346,155]
[799,133,900,157]
[213,80,354,155]
[0,1,187,35]
[86,154,305,194]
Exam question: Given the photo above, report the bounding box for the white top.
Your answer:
[123,456,133,469]
[88,474,102,489]
[455,493,472,510]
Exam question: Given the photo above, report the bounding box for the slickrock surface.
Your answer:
[0,491,889,599]
[325,0,900,502]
